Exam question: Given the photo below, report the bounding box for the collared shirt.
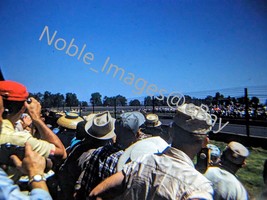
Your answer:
[0,168,52,200]
[58,139,114,200]
[75,144,123,200]
[0,120,55,158]
[205,166,248,200]
[120,147,213,200]
[0,119,55,182]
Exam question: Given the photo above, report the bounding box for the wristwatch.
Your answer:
[29,174,46,184]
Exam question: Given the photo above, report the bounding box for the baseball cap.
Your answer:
[120,111,145,133]
[223,141,249,165]
[173,103,213,135]
[0,80,29,101]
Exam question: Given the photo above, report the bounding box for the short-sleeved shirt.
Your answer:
[205,167,248,200]
[0,119,55,158]
[119,147,213,200]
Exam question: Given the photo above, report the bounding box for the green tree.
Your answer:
[52,93,65,108]
[250,96,259,106]
[43,91,53,108]
[204,95,213,106]
[65,93,79,109]
[116,95,127,106]
[90,92,102,106]
[129,99,141,106]
[103,96,113,106]
[80,101,88,107]
[213,92,224,104]
[144,96,152,106]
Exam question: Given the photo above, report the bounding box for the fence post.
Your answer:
[90,99,95,113]
[244,88,250,137]
[152,96,155,113]
[114,97,117,118]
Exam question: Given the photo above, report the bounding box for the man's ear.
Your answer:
[202,136,209,148]
[241,161,247,168]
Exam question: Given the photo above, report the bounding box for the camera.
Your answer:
[195,147,210,174]
[0,143,25,166]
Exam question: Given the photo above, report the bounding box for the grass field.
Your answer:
[210,140,267,199]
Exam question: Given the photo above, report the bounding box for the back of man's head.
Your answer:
[115,111,145,149]
[0,80,28,119]
[221,141,249,170]
[170,103,213,158]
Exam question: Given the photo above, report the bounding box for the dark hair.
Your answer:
[3,100,24,119]
[76,120,87,140]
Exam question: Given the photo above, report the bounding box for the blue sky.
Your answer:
[0,0,267,103]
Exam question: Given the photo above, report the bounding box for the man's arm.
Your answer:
[5,142,53,200]
[25,98,67,159]
[89,171,125,199]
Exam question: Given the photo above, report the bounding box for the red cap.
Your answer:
[0,80,29,101]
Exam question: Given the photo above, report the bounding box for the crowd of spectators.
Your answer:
[141,102,267,120]
[2,77,267,200]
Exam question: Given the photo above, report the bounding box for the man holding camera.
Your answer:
[0,86,52,199]
[0,80,66,181]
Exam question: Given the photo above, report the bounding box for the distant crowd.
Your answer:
[142,103,267,120]
[1,79,267,200]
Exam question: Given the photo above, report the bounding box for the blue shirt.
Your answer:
[0,168,52,200]
[205,167,248,200]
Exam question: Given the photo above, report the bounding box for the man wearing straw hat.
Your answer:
[89,103,214,199]
[74,111,146,199]
[55,112,84,148]
[57,111,116,200]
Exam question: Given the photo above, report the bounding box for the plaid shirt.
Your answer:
[75,144,123,199]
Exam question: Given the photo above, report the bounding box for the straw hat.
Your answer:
[57,112,84,130]
[144,113,162,127]
[85,111,116,140]
[117,136,170,171]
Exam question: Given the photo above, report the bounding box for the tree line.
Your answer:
[29,91,264,109]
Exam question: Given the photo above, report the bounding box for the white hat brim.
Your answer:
[117,136,170,171]
[84,113,116,140]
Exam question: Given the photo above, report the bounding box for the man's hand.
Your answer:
[21,114,33,129]
[11,142,49,191]
[10,142,46,177]
[24,97,42,122]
